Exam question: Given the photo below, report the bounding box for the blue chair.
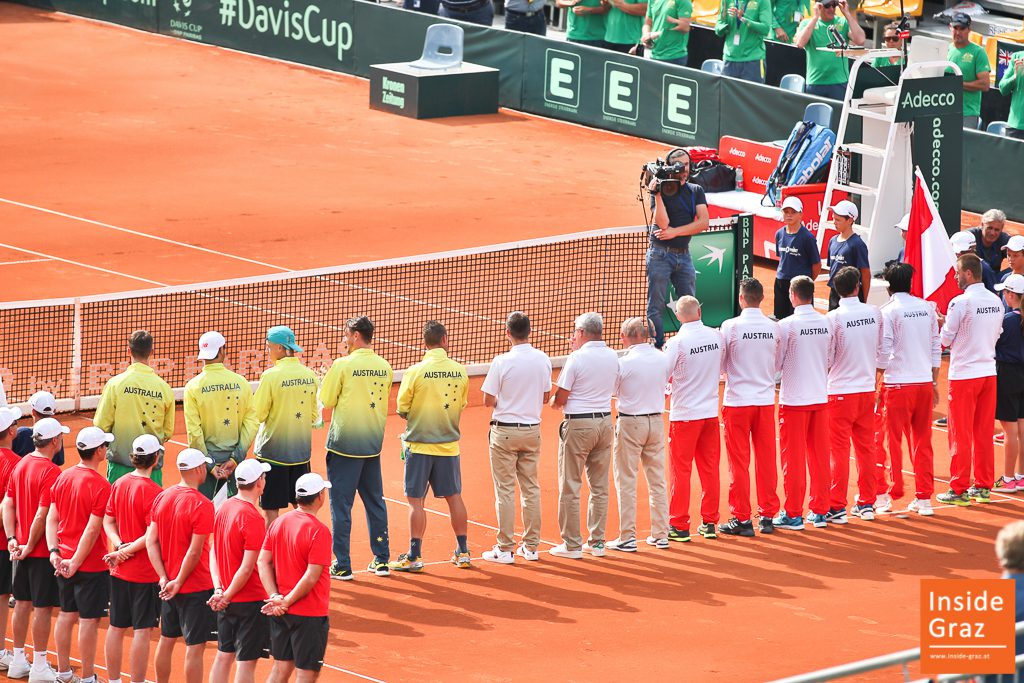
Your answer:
[804,102,833,129]
[780,74,805,93]
[987,120,1008,136]
[701,59,724,75]
[409,24,463,70]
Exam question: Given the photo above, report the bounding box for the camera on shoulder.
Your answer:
[641,159,684,196]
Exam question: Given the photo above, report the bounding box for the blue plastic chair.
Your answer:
[701,59,724,75]
[987,120,1008,136]
[780,73,805,94]
[804,102,833,130]
[409,24,464,70]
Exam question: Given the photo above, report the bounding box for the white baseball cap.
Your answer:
[33,417,70,440]
[28,391,56,416]
[234,459,271,485]
[197,331,226,361]
[0,406,22,432]
[1002,235,1024,252]
[996,273,1024,295]
[177,448,213,470]
[76,426,114,450]
[831,200,859,220]
[950,231,977,254]
[781,196,804,212]
[295,472,332,497]
[895,213,910,232]
[132,434,162,456]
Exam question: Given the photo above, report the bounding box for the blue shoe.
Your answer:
[851,504,875,520]
[807,513,828,528]
[825,508,848,525]
[772,513,805,530]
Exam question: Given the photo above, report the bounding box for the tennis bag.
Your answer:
[762,121,836,206]
[689,159,737,193]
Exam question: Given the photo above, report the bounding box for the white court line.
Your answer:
[6,637,157,683]
[0,242,166,286]
[0,258,50,266]
[0,196,292,274]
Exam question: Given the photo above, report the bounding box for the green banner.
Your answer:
[21,0,157,30]
[719,77,832,142]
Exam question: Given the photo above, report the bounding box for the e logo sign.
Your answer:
[603,63,639,122]
[662,74,699,136]
[544,49,580,109]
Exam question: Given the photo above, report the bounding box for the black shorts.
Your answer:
[217,601,270,661]
[404,452,461,498]
[109,576,160,630]
[996,362,1024,422]
[269,614,329,672]
[57,570,110,619]
[160,590,216,645]
[0,550,12,595]
[12,557,59,608]
[260,461,311,511]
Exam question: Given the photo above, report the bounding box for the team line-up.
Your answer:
[0,254,1022,683]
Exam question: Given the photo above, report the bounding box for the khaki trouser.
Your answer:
[488,424,543,551]
[613,415,669,542]
[557,416,613,551]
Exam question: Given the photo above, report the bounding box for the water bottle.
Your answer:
[736,166,744,191]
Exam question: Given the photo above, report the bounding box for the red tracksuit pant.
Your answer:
[882,383,935,500]
[828,392,876,509]
[876,388,908,498]
[722,405,779,521]
[779,404,829,517]
[669,419,721,529]
[948,376,997,494]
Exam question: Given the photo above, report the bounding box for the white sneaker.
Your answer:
[549,543,583,559]
[606,538,638,553]
[27,665,57,683]
[515,544,539,561]
[582,541,606,557]
[482,545,514,565]
[8,659,30,680]
[908,498,934,516]
[875,493,893,513]
[646,536,670,549]
[0,650,12,671]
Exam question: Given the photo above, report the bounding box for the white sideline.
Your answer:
[0,241,166,286]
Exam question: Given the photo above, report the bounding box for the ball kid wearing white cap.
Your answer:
[775,194,821,320]
[826,199,870,310]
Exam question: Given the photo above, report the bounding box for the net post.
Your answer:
[71,298,82,412]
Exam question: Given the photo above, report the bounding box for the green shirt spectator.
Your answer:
[715,0,772,81]
[946,13,990,127]
[794,0,865,100]
[643,0,692,63]
[872,22,905,68]
[772,0,809,42]
[605,0,648,52]
[559,0,610,44]
[999,50,1024,136]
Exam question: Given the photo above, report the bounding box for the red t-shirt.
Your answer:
[51,466,111,573]
[214,496,267,603]
[262,510,331,618]
[106,473,163,583]
[6,454,60,558]
[0,448,22,499]
[150,485,214,594]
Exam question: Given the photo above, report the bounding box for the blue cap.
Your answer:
[950,12,971,27]
[266,325,303,353]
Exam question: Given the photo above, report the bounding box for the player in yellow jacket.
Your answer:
[94,331,174,484]
[183,331,258,500]
[390,321,470,573]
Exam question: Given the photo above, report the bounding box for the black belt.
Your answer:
[506,7,543,16]
[443,0,489,12]
[489,421,539,427]
[566,412,611,419]
[618,412,661,417]
[650,242,689,255]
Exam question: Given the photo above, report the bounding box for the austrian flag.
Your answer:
[902,168,960,314]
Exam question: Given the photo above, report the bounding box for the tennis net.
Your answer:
[0,219,750,409]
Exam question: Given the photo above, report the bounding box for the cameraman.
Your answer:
[646,148,709,349]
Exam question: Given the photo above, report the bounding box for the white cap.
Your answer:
[177,448,213,470]
[132,434,162,456]
[295,472,332,497]
[996,273,1024,294]
[950,231,977,254]
[895,213,910,232]
[781,196,804,212]
[1003,235,1024,252]
[234,459,271,485]
[33,417,70,440]
[28,391,56,416]
[76,426,114,450]
[197,331,226,361]
[0,406,22,432]
[831,200,859,220]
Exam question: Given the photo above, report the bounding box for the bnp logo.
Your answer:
[661,74,698,136]
[603,63,639,121]
[544,49,580,109]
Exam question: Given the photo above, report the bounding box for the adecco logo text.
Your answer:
[603,62,639,122]
[661,74,698,136]
[544,49,580,109]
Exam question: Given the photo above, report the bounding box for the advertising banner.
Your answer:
[22,0,157,30]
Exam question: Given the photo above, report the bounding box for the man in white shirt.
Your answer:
[609,318,671,552]
[549,312,619,559]
[875,262,942,516]
[664,297,724,542]
[938,253,1005,506]
[481,312,552,565]
[774,276,833,530]
[826,266,882,523]
[719,279,780,537]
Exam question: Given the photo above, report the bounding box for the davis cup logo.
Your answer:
[173,0,191,16]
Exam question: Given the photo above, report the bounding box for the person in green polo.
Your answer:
[559,0,609,46]
[715,0,771,82]
[872,22,905,69]
[946,12,990,130]
[606,0,648,55]
[642,0,692,65]
[771,0,810,43]
[794,0,865,101]
[999,49,1024,139]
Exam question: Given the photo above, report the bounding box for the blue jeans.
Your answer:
[505,9,546,35]
[806,83,846,101]
[646,245,696,348]
[723,59,764,83]
[656,55,688,67]
[439,1,494,25]
[326,453,390,571]
[404,0,440,13]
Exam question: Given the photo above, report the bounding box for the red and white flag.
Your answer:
[903,167,959,314]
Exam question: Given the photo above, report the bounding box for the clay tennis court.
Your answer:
[2,3,1023,681]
